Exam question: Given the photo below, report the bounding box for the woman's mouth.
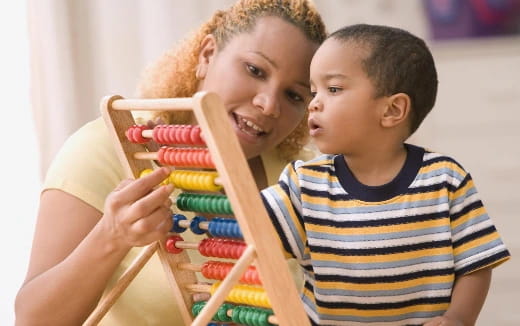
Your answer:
[232,113,266,138]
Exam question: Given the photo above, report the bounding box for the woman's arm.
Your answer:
[423,267,492,326]
[15,168,173,326]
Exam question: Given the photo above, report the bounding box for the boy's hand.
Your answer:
[423,315,464,326]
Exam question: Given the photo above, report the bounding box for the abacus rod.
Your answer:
[176,219,209,230]
[177,262,201,272]
[84,242,159,326]
[111,98,194,111]
[191,244,257,326]
[171,240,199,250]
[225,308,279,325]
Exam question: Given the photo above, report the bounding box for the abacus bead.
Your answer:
[171,214,187,233]
[165,235,184,254]
[139,168,153,178]
[190,215,207,235]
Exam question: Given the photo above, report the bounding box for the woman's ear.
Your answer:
[381,93,411,128]
[196,34,217,79]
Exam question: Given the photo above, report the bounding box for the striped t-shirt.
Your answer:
[261,144,510,326]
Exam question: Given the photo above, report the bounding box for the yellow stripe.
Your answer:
[303,188,447,207]
[451,206,487,229]
[451,177,475,199]
[316,303,450,317]
[273,186,307,246]
[454,231,500,256]
[421,160,466,178]
[306,218,449,235]
[312,247,453,264]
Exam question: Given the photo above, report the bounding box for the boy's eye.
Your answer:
[328,87,341,93]
[246,64,264,78]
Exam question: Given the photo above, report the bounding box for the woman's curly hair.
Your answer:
[137,0,326,161]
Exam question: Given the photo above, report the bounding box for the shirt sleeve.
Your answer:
[43,117,125,212]
[449,173,511,276]
[261,161,307,261]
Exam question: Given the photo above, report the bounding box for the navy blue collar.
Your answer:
[334,144,425,202]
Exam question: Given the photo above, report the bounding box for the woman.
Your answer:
[15,0,327,325]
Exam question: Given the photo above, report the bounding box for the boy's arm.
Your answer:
[424,267,492,326]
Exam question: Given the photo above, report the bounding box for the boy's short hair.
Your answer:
[329,24,438,135]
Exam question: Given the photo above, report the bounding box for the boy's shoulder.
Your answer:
[293,153,336,169]
[420,146,466,170]
[413,144,471,186]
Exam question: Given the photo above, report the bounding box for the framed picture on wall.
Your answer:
[424,0,520,40]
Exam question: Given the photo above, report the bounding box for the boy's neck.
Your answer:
[343,144,407,187]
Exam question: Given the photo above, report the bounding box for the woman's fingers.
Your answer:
[102,167,175,247]
[129,205,173,246]
[126,183,174,223]
[119,167,171,203]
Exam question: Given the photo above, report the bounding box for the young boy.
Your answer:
[261,24,510,326]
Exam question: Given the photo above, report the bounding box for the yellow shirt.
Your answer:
[44,116,308,325]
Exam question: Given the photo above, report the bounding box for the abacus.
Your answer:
[85,92,310,326]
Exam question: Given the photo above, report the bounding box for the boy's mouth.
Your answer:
[308,117,321,131]
[308,117,322,136]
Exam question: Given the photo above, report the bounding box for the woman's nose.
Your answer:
[252,92,280,118]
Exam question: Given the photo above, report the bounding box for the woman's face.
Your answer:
[197,16,319,159]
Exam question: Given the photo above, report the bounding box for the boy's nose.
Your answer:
[253,92,280,118]
[308,96,321,112]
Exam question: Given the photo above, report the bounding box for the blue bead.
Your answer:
[190,215,208,234]
[171,214,187,233]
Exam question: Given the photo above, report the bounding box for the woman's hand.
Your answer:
[100,166,174,249]
[423,315,465,326]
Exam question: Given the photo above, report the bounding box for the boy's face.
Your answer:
[308,38,388,155]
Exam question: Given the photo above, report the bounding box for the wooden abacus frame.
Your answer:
[85,92,309,326]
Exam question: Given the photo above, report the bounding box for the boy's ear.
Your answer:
[196,34,218,79]
[380,93,411,128]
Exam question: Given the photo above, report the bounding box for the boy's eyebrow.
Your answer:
[323,73,348,80]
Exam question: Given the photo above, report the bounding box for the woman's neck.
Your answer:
[248,156,268,190]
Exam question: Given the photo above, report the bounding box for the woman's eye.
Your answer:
[246,64,264,78]
[310,91,317,98]
[287,90,303,103]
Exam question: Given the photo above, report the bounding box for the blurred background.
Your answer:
[1,0,518,324]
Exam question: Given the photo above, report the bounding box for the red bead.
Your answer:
[165,235,184,254]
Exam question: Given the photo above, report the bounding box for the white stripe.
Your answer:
[456,244,508,269]
[306,202,450,222]
[262,191,304,260]
[308,231,449,250]
[450,191,481,215]
[315,260,453,277]
[452,218,493,242]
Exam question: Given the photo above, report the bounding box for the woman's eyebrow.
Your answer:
[250,51,310,89]
[250,51,278,69]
